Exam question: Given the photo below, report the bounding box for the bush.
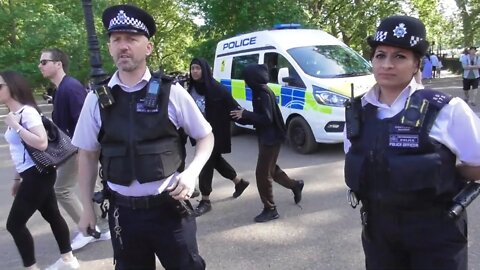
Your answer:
[442,58,462,74]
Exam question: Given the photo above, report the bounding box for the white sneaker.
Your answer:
[71,232,94,251]
[71,229,112,251]
[45,256,80,270]
[99,230,111,241]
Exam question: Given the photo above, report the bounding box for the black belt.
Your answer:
[110,190,171,210]
[365,200,449,216]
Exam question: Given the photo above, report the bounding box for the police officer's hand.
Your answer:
[168,171,195,201]
[78,204,97,236]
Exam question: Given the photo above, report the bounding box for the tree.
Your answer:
[455,0,480,47]
[182,0,307,63]
[302,0,402,57]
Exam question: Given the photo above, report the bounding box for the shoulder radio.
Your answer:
[144,78,161,109]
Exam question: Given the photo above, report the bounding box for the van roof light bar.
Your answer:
[273,23,301,30]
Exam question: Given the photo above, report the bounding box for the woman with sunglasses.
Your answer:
[0,70,79,269]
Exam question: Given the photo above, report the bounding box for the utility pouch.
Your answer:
[175,199,195,218]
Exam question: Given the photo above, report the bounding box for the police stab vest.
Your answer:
[98,77,182,186]
[344,89,464,206]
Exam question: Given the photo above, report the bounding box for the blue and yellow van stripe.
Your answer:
[221,79,333,114]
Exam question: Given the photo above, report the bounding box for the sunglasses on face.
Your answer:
[39,59,56,66]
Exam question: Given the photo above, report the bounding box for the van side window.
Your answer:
[265,53,305,88]
[232,54,259,79]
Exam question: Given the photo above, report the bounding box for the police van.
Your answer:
[213,24,374,154]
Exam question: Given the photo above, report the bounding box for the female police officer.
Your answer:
[344,15,480,269]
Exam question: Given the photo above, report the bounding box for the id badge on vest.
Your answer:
[136,99,159,113]
[388,124,419,148]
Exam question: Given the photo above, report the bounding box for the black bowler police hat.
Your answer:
[102,4,156,38]
[367,15,429,55]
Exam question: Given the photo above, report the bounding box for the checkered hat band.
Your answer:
[374,31,388,42]
[410,36,422,47]
[109,10,149,35]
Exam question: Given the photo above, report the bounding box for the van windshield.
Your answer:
[288,45,372,78]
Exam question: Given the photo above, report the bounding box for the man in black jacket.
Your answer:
[230,64,304,222]
[188,58,249,216]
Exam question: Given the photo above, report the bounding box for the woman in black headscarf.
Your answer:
[230,64,304,223]
[187,58,249,216]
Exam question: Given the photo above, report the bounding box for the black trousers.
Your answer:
[109,199,205,270]
[198,151,237,196]
[6,166,71,267]
[362,206,468,270]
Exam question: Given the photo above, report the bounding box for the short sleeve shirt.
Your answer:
[4,105,43,172]
[72,69,212,196]
[343,79,480,167]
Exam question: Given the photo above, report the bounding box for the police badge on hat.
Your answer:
[102,4,157,38]
[366,15,429,55]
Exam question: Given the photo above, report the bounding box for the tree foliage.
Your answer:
[0,0,197,89]
[455,0,480,47]
[0,0,478,91]
[183,0,307,63]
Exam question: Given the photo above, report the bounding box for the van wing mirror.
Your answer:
[277,67,290,86]
[282,77,296,84]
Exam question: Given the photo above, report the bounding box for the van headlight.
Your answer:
[312,85,348,107]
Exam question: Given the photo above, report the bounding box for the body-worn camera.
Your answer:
[401,95,429,128]
[95,85,115,108]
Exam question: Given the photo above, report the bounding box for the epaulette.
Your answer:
[411,88,452,110]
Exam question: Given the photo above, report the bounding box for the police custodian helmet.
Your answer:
[367,15,429,55]
[102,4,156,39]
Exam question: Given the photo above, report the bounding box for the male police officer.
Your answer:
[73,4,213,269]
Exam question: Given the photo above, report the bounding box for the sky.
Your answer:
[441,0,458,17]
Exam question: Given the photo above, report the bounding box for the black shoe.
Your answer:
[191,189,200,199]
[195,200,212,216]
[292,180,304,204]
[233,179,250,198]
[254,207,279,223]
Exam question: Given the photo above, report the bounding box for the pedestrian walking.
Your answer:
[188,58,249,216]
[460,46,480,106]
[38,48,111,250]
[421,53,432,82]
[230,64,304,223]
[430,53,439,78]
[1,70,79,270]
[344,15,480,270]
[73,4,213,269]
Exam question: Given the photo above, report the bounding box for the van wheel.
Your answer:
[287,117,317,154]
[230,122,243,136]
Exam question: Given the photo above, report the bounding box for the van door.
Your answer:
[264,53,317,154]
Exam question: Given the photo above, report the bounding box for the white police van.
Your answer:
[213,24,374,154]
